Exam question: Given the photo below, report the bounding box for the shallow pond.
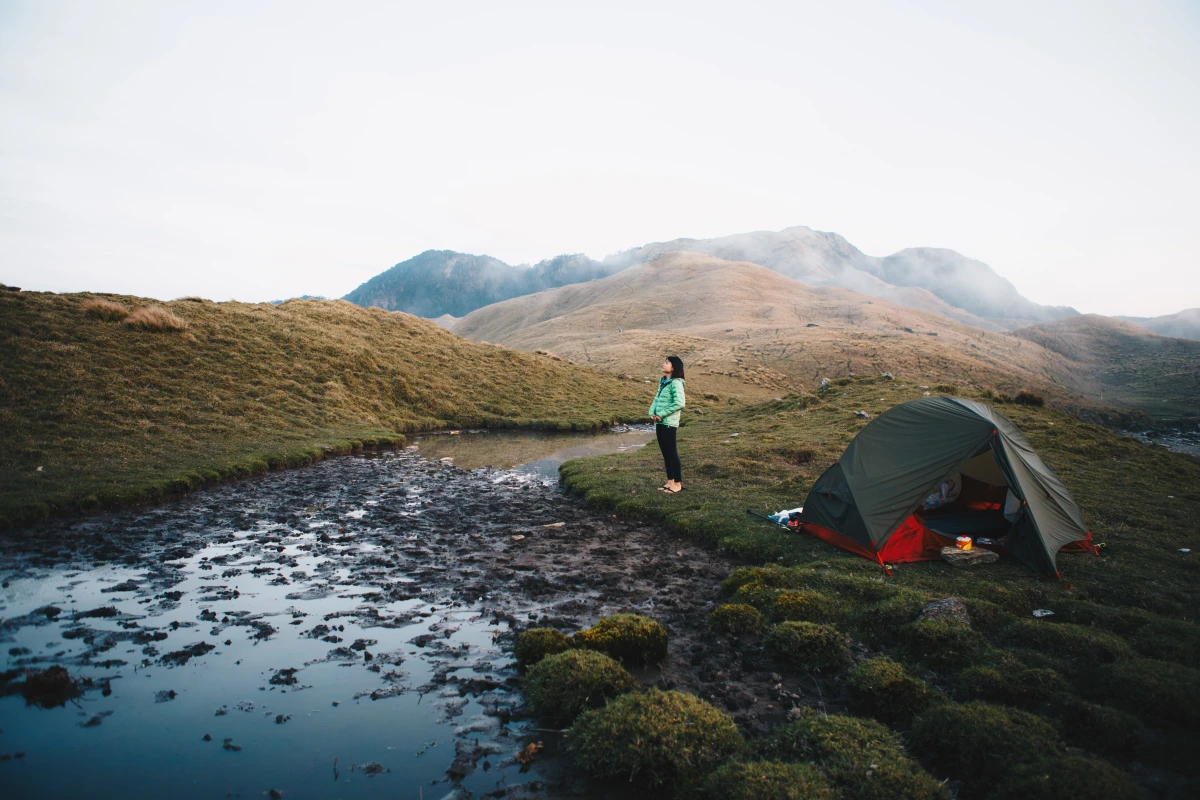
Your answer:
[0,426,711,800]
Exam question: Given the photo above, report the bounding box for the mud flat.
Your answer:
[0,436,799,798]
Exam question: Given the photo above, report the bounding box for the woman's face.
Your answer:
[662,359,673,375]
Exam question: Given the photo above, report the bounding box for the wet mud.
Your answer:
[0,442,831,798]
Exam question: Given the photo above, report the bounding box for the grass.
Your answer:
[0,290,646,528]
[523,649,637,726]
[559,376,1200,793]
[571,613,669,667]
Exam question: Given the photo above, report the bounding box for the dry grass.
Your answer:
[82,298,129,321]
[123,305,189,331]
[0,291,645,528]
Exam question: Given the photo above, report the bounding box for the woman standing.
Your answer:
[649,355,686,494]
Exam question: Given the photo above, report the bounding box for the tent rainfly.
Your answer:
[797,396,1098,577]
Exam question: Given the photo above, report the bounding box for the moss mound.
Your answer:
[771,590,836,622]
[959,597,1016,634]
[955,666,1067,708]
[764,621,850,673]
[1047,694,1144,759]
[753,713,946,800]
[710,604,766,637]
[900,619,990,672]
[702,761,835,800]
[844,593,926,647]
[572,613,669,667]
[524,650,637,726]
[987,754,1147,800]
[512,627,570,671]
[566,688,743,789]
[848,657,938,727]
[911,701,1062,785]
[999,620,1130,664]
[1085,658,1200,728]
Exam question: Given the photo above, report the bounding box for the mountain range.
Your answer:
[344,226,1085,332]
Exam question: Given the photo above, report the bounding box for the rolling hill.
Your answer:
[0,290,645,527]
[454,252,1200,421]
[1116,308,1200,342]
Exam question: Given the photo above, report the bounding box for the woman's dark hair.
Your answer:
[666,355,685,380]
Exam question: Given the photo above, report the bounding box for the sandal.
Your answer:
[658,486,682,494]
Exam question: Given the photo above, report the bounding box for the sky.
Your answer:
[1,1,1198,317]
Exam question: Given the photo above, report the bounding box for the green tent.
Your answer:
[798,396,1097,576]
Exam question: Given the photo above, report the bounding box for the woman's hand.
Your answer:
[651,415,661,422]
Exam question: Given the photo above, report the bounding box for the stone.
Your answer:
[919,598,972,627]
[940,546,999,567]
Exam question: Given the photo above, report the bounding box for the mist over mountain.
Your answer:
[343,226,1077,330]
[342,250,616,317]
[1116,308,1200,342]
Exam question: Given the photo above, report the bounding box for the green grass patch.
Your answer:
[899,619,992,672]
[571,613,668,667]
[709,604,766,637]
[910,701,1062,787]
[701,762,834,800]
[954,666,1067,708]
[523,650,637,726]
[998,620,1130,665]
[763,621,850,673]
[1082,658,1200,728]
[848,657,939,727]
[512,627,570,672]
[987,754,1146,800]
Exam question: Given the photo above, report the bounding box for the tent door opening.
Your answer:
[915,445,1017,542]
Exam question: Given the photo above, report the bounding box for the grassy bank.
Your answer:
[560,377,1200,794]
[0,290,646,528]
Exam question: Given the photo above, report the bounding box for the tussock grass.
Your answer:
[81,298,129,321]
[512,628,570,671]
[0,291,644,528]
[701,762,834,800]
[571,613,668,667]
[848,657,939,727]
[523,650,637,726]
[709,603,765,637]
[123,305,188,331]
[910,701,1063,787]
[764,621,850,673]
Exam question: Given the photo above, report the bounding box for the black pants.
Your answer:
[656,423,682,482]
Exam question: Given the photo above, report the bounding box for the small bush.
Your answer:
[848,657,938,727]
[1014,391,1045,407]
[772,590,836,622]
[1084,658,1200,728]
[124,305,188,331]
[956,666,1067,708]
[702,761,835,800]
[1047,694,1144,759]
[987,754,1146,800]
[933,384,958,394]
[82,298,129,321]
[512,627,570,671]
[911,701,1062,784]
[999,620,1129,664]
[900,619,990,672]
[709,604,765,637]
[572,613,668,667]
[764,621,850,673]
[754,713,946,800]
[567,689,743,789]
[524,650,637,726]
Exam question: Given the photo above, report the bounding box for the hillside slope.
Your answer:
[1012,314,1200,419]
[1116,308,1200,342]
[455,252,1198,420]
[342,250,617,317]
[0,291,645,527]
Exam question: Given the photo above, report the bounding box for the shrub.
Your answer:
[910,701,1062,785]
[843,592,926,647]
[572,614,668,667]
[764,622,850,673]
[1014,391,1045,406]
[772,590,836,623]
[900,619,990,672]
[566,689,743,789]
[123,305,189,331]
[1047,694,1144,759]
[986,754,1146,800]
[753,713,946,800]
[524,650,637,726]
[702,762,835,800]
[998,620,1129,664]
[512,627,570,671]
[848,657,938,727]
[955,666,1067,708]
[709,604,765,637]
[1084,658,1200,728]
[82,298,129,321]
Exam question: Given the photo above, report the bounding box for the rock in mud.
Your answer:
[919,598,972,626]
[269,668,299,686]
[161,642,215,666]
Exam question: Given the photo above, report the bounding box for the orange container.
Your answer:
[955,536,973,551]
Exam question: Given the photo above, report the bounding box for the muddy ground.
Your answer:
[0,446,837,798]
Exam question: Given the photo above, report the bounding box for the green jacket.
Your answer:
[649,377,686,427]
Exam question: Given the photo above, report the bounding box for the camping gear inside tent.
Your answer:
[797,396,1098,577]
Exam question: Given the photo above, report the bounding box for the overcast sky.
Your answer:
[2,1,1197,316]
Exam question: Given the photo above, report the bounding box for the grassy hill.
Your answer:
[560,377,1200,792]
[1117,307,1200,342]
[454,252,1198,420]
[0,290,645,528]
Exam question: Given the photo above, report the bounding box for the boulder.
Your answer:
[940,546,999,567]
[919,598,972,627]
